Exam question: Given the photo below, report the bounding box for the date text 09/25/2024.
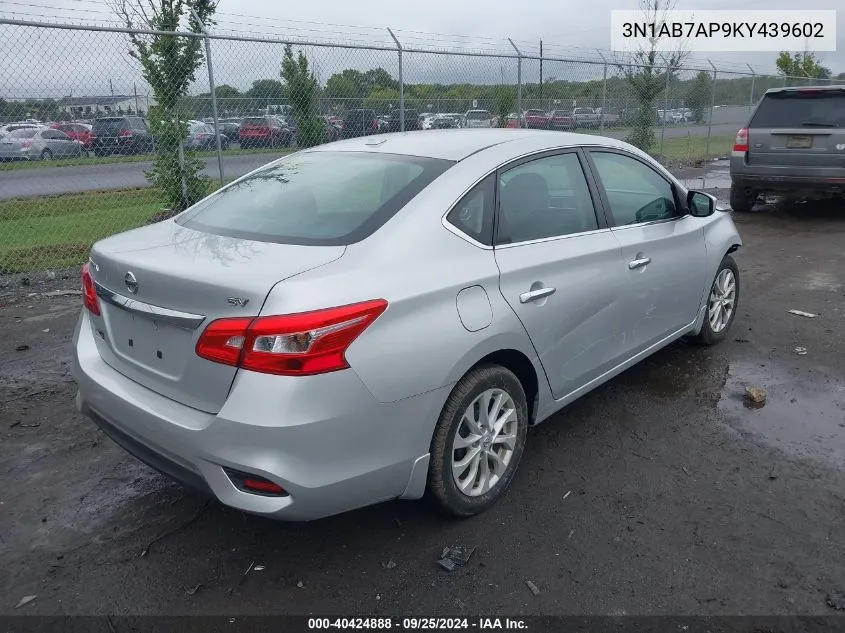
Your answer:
[307,618,528,630]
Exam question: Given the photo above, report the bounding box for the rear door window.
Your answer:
[177,151,452,245]
[750,90,845,128]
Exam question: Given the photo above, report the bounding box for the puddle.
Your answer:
[718,361,845,466]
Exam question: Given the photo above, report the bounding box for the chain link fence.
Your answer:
[1,16,843,287]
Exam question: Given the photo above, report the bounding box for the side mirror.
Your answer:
[687,190,716,217]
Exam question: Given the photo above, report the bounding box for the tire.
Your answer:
[691,254,740,346]
[730,185,757,212]
[427,364,529,517]
[40,149,53,161]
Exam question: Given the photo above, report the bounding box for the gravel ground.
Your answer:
[1,168,844,618]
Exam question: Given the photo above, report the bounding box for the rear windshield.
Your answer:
[93,118,127,134]
[751,90,845,128]
[344,110,375,121]
[177,151,453,246]
[7,128,39,138]
[465,111,490,120]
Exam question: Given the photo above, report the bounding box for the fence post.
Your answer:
[387,28,404,132]
[660,64,672,156]
[508,38,522,125]
[190,8,224,184]
[746,64,756,109]
[705,60,718,161]
[597,50,608,132]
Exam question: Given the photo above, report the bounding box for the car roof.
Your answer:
[308,129,632,161]
[764,85,845,95]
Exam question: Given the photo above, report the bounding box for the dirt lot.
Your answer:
[1,175,844,617]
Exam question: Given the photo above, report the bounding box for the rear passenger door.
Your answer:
[493,150,627,401]
[586,149,708,357]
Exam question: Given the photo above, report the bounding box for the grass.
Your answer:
[656,134,735,164]
[0,146,291,172]
[0,188,167,273]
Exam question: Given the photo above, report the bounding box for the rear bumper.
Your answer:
[730,152,845,193]
[72,310,446,521]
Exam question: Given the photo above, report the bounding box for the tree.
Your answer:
[363,68,399,92]
[280,44,323,148]
[684,70,710,123]
[111,0,217,211]
[245,79,286,103]
[775,51,831,79]
[364,87,400,112]
[494,86,515,127]
[615,0,688,153]
[324,69,367,107]
[213,84,241,99]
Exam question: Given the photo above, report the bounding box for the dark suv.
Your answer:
[386,109,420,132]
[729,86,845,211]
[91,116,154,156]
[341,109,379,139]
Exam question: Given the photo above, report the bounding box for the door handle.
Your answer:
[519,287,556,303]
[628,257,651,270]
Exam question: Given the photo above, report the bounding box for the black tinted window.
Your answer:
[497,153,599,244]
[590,151,679,226]
[93,118,126,135]
[446,175,494,246]
[751,91,845,128]
[178,151,452,246]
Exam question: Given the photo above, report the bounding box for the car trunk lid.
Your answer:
[87,220,345,413]
[747,88,845,169]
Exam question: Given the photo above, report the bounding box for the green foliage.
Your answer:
[775,51,831,79]
[323,67,399,109]
[684,71,711,123]
[280,44,323,148]
[363,88,400,112]
[494,86,515,127]
[114,0,217,211]
[245,79,286,102]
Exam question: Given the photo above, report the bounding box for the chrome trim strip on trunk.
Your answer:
[94,281,206,330]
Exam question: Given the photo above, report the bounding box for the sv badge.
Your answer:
[227,297,249,308]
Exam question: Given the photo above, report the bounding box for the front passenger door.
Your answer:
[587,150,708,357]
[494,150,627,401]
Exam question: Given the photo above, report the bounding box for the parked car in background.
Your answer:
[185,121,229,151]
[463,109,493,128]
[549,110,574,130]
[341,109,379,139]
[523,109,551,129]
[238,116,294,148]
[0,122,41,139]
[323,116,342,143]
[0,127,85,161]
[504,115,520,128]
[387,109,420,132]
[572,107,602,128]
[91,116,154,156]
[430,115,459,129]
[730,85,845,212]
[73,129,741,522]
[52,122,94,148]
[217,118,242,139]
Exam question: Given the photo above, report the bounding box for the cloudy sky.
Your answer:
[0,0,842,98]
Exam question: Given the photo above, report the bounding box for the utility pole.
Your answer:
[539,39,543,103]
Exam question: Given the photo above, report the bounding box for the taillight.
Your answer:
[195,299,388,376]
[81,262,100,316]
[21,140,32,149]
[118,129,133,138]
[372,119,378,129]
[733,128,749,152]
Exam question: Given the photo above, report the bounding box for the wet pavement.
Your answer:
[1,169,845,616]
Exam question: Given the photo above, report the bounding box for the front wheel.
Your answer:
[691,255,740,346]
[427,364,528,517]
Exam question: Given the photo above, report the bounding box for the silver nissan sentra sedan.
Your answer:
[72,129,742,520]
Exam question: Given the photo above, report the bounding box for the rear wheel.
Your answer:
[691,255,740,346]
[40,149,53,161]
[428,364,528,517]
[730,185,757,212]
